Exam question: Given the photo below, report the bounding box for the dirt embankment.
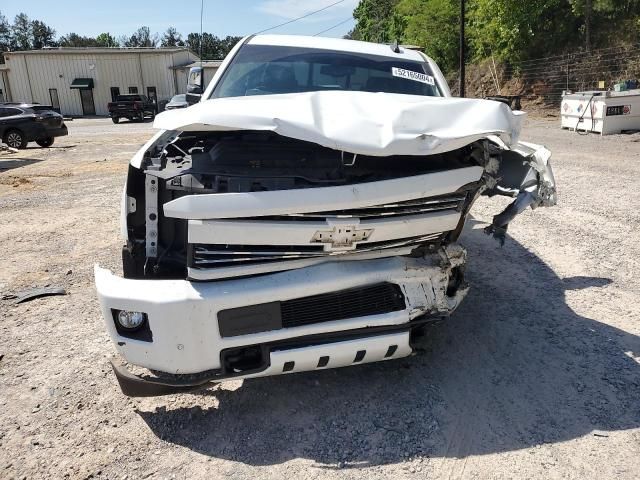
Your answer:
[450,44,640,112]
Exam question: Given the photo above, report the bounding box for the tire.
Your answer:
[111,116,120,124]
[4,129,27,149]
[138,113,144,122]
[36,137,54,148]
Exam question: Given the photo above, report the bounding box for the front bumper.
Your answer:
[110,327,424,396]
[96,247,467,392]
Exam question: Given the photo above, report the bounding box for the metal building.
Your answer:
[0,47,202,116]
[172,60,223,94]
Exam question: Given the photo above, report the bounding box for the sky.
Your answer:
[1,0,359,40]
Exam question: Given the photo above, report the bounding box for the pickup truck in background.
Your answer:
[107,94,156,124]
[95,35,557,397]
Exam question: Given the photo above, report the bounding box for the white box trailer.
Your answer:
[561,89,640,135]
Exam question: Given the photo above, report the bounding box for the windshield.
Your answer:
[211,45,441,99]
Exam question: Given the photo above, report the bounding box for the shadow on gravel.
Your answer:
[0,158,43,172]
[137,221,639,467]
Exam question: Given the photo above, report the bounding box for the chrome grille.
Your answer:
[264,193,466,220]
[189,193,464,270]
[191,233,444,268]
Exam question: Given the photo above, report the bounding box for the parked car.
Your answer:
[107,94,156,123]
[95,35,557,397]
[0,103,68,149]
[164,94,188,110]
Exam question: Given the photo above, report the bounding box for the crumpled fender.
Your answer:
[482,138,558,245]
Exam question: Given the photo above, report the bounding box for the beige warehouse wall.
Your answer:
[3,50,197,116]
[3,55,31,105]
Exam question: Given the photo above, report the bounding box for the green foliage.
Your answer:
[12,13,32,50]
[186,33,242,59]
[31,20,56,49]
[0,13,239,62]
[0,11,11,61]
[351,0,640,71]
[397,0,459,71]
[161,27,183,47]
[95,33,118,48]
[58,33,99,47]
[469,0,580,62]
[352,0,400,42]
[122,26,157,48]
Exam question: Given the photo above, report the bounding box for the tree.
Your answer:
[123,26,157,47]
[58,33,99,47]
[397,0,459,71]
[219,35,242,57]
[161,27,183,47]
[31,20,56,49]
[186,33,240,59]
[186,32,202,56]
[95,32,118,47]
[352,0,399,42]
[348,0,640,71]
[12,13,32,50]
[0,11,11,61]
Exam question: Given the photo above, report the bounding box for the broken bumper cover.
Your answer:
[110,328,421,397]
[96,246,467,395]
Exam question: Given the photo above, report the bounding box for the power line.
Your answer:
[254,0,347,35]
[313,17,352,36]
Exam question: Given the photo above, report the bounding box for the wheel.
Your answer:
[36,137,55,148]
[4,129,27,149]
[111,116,120,124]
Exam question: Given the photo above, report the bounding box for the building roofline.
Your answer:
[171,60,224,69]
[4,47,196,55]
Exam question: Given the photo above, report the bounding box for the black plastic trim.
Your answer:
[109,314,444,397]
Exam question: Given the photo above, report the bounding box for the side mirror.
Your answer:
[186,66,204,105]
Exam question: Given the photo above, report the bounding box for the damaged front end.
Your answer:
[96,92,556,396]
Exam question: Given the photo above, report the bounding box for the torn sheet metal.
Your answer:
[483,138,558,244]
[154,91,525,157]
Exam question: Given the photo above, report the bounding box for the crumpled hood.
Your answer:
[154,91,525,157]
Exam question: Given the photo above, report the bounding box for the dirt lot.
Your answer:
[1,116,639,479]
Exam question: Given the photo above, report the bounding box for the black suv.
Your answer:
[0,103,68,149]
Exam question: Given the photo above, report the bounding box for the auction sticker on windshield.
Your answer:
[391,67,435,86]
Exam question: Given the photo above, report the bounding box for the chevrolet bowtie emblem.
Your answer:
[311,225,373,251]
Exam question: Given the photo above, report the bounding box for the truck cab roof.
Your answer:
[248,35,429,63]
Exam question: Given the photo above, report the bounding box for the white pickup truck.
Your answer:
[95,35,556,396]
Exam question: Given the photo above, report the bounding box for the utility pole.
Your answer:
[459,0,465,97]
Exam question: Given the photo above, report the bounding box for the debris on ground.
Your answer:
[14,286,66,304]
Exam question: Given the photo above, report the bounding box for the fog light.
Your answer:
[116,310,146,330]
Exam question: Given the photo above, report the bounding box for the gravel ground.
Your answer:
[0,116,639,479]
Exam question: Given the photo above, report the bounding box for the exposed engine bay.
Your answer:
[122,126,555,282]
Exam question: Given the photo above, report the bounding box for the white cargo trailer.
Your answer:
[561,89,640,135]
